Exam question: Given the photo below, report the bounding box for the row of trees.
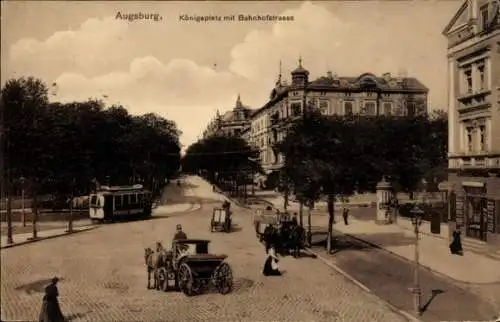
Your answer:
[1,77,182,204]
[182,135,261,197]
[277,111,447,250]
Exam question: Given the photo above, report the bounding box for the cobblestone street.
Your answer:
[1,177,409,322]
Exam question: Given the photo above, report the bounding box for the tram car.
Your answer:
[89,184,153,223]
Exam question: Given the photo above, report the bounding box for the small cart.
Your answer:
[210,207,231,233]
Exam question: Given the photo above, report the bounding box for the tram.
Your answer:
[89,184,153,223]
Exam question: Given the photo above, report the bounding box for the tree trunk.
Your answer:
[307,205,312,246]
[327,194,335,253]
[284,188,289,211]
[299,202,304,227]
[32,192,39,239]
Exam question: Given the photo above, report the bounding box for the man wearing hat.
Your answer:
[173,224,187,241]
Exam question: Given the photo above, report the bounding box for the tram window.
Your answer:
[131,194,138,204]
[90,196,98,206]
[138,193,144,204]
[123,194,130,207]
[115,195,123,209]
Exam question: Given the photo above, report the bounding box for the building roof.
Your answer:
[251,71,428,118]
[221,107,254,122]
[291,57,309,75]
[309,72,428,92]
[442,0,468,36]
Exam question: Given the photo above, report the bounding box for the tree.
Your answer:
[182,134,261,197]
[278,110,447,251]
[1,77,182,204]
[278,112,363,250]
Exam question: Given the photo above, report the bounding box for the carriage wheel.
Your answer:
[212,262,233,295]
[177,263,195,296]
[156,267,169,292]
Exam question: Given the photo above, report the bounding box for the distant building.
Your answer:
[202,95,255,139]
[443,0,500,245]
[247,58,429,174]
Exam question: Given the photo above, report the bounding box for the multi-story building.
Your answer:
[202,95,255,139]
[246,58,429,174]
[443,0,500,246]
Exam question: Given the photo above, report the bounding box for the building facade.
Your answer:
[246,59,429,174]
[202,95,255,139]
[443,0,500,246]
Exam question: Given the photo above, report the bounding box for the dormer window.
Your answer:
[480,4,489,31]
[360,77,377,89]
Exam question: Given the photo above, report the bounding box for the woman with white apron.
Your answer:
[263,246,281,276]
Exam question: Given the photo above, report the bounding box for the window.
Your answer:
[480,5,489,31]
[383,103,392,116]
[90,195,98,206]
[131,194,138,204]
[363,102,376,115]
[291,103,301,116]
[343,102,353,116]
[464,68,473,93]
[319,100,329,114]
[115,195,123,209]
[478,63,486,90]
[366,92,373,97]
[466,127,474,152]
[479,125,487,151]
[234,128,241,135]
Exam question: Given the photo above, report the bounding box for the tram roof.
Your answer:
[97,184,151,193]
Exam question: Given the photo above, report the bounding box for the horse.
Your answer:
[144,247,157,289]
[144,242,168,290]
[263,224,283,254]
[289,225,305,258]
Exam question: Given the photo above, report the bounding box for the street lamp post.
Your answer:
[66,179,75,233]
[410,204,424,316]
[20,176,26,227]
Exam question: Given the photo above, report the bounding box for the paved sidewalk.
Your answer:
[332,217,500,284]
[0,198,199,249]
[256,192,373,211]
[0,225,97,249]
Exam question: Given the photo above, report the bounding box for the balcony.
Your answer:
[449,153,500,170]
[457,89,492,112]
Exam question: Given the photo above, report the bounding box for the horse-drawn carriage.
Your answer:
[253,207,306,257]
[211,207,232,232]
[146,239,233,296]
[253,209,279,241]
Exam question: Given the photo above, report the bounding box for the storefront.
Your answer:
[452,180,500,245]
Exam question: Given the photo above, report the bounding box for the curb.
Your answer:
[342,232,500,285]
[306,247,422,322]
[212,186,253,210]
[0,226,99,250]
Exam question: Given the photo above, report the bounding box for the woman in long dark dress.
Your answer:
[449,230,463,255]
[39,277,65,322]
[263,246,281,276]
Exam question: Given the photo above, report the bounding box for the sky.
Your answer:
[1,0,461,149]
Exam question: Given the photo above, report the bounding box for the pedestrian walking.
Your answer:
[342,207,349,225]
[39,277,65,322]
